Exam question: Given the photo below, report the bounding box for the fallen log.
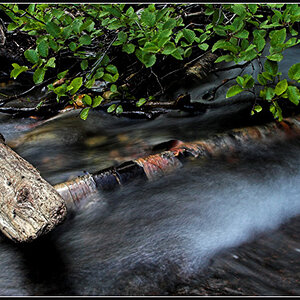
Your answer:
[0,135,67,242]
[2,115,300,242]
[54,116,300,209]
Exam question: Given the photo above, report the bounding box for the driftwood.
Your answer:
[0,136,67,242]
[54,116,300,209]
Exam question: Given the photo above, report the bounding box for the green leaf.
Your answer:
[69,42,77,51]
[254,104,262,112]
[79,35,92,45]
[118,31,127,43]
[184,47,192,58]
[213,25,227,37]
[136,98,147,107]
[24,49,39,64]
[162,42,176,55]
[80,60,88,71]
[7,22,19,31]
[243,74,255,89]
[106,64,118,74]
[10,63,28,79]
[171,48,183,60]
[226,85,244,98]
[106,6,122,17]
[142,53,156,68]
[107,20,123,30]
[198,43,209,51]
[262,71,274,81]
[81,19,95,32]
[214,55,234,63]
[288,63,300,81]
[245,44,256,52]
[84,78,95,89]
[83,95,92,106]
[236,76,244,87]
[231,17,244,32]
[212,39,238,54]
[37,40,49,58]
[45,57,56,68]
[101,73,111,82]
[240,49,257,61]
[51,8,64,19]
[157,29,172,47]
[175,31,183,44]
[248,4,258,14]
[287,86,300,105]
[46,21,61,38]
[57,69,68,79]
[72,19,84,34]
[270,28,286,47]
[49,39,59,51]
[182,28,196,44]
[122,43,135,54]
[33,67,46,84]
[273,101,283,121]
[264,59,278,76]
[162,18,176,30]
[116,105,123,114]
[107,103,116,113]
[110,84,118,92]
[80,107,90,120]
[266,87,275,100]
[266,53,283,62]
[143,41,160,53]
[92,96,103,108]
[232,4,246,16]
[253,32,266,52]
[235,30,249,39]
[94,69,104,79]
[69,77,83,95]
[141,10,156,27]
[257,73,267,85]
[275,79,288,96]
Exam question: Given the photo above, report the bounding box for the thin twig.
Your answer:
[151,68,164,94]
[0,4,45,26]
[211,61,251,73]
[183,11,206,18]
[86,35,117,81]
[0,77,54,107]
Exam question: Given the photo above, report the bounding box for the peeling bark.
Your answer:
[54,116,300,209]
[0,138,67,242]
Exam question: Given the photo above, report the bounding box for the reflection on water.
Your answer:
[2,102,253,185]
[1,106,300,295]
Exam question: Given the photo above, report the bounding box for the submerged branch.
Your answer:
[54,115,300,210]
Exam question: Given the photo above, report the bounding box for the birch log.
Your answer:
[0,135,67,242]
[54,116,300,209]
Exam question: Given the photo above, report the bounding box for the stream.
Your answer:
[0,45,300,296]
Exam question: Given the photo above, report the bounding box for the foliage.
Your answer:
[1,3,300,121]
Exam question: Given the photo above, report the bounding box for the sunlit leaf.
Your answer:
[226,85,243,98]
[80,107,90,120]
[275,79,288,96]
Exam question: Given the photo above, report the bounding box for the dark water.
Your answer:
[1,44,300,296]
[1,107,300,296]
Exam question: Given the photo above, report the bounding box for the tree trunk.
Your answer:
[0,137,67,242]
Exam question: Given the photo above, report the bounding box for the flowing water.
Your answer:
[1,107,300,296]
[1,45,300,296]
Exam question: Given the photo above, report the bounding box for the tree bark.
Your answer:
[54,116,300,209]
[0,137,67,242]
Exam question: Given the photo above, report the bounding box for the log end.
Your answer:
[0,140,68,243]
